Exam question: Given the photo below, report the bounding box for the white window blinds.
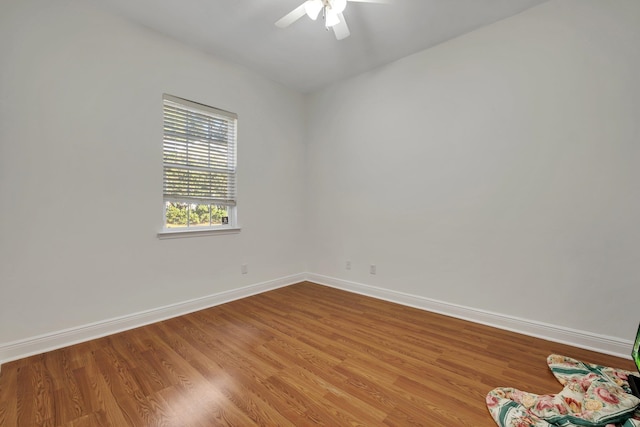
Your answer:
[163,94,237,206]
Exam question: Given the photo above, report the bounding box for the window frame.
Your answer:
[157,94,240,239]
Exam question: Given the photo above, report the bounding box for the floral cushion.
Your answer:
[486,354,640,427]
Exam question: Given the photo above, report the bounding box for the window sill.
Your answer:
[157,227,241,239]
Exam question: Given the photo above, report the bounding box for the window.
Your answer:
[161,94,238,234]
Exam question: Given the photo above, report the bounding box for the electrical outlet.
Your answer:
[241,264,248,274]
[346,260,351,270]
[369,264,376,275]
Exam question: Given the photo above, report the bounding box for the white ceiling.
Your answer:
[93,0,549,93]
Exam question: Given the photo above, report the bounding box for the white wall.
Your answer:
[306,0,640,341]
[2,0,639,360]
[0,0,307,345]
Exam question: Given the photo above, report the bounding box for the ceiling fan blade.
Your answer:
[275,3,307,28]
[333,13,350,40]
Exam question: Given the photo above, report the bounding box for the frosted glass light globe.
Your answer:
[305,0,323,20]
[332,0,347,14]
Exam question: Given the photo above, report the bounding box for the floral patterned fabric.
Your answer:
[486,354,640,427]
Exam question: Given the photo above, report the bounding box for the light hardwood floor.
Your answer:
[0,282,636,426]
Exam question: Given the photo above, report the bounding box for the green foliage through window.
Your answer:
[165,202,228,228]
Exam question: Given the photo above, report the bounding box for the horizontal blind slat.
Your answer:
[162,95,237,207]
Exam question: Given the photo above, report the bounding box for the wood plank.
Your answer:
[0,363,19,427]
[0,282,636,426]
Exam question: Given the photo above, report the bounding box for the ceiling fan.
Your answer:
[275,0,388,40]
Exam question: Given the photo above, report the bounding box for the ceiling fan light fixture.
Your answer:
[331,0,347,14]
[304,0,323,20]
[325,9,340,27]
[277,0,380,40]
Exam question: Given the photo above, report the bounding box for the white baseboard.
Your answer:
[0,273,305,367]
[306,273,634,360]
[1,272,632,370]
